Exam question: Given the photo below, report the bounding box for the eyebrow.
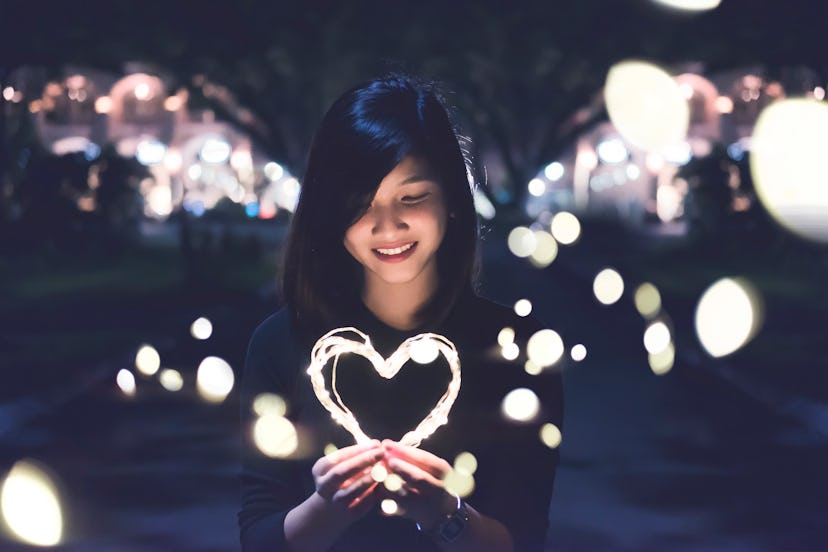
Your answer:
[399,175,437,186]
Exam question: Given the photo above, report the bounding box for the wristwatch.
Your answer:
[416,494,471,543]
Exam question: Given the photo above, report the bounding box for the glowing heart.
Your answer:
[307,327,461,447]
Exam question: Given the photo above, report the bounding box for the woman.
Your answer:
[239,75,563,551]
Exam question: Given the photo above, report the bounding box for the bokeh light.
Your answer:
[528,230,559,268]
[409,337,440,364]
[514,299,533,317]
[454,452,478,476]
[507,227,537,258]
[497,327,515,347]
[158,369,183,392]
[253,393,287,417]
[605,60,689,152]
[651,0,721,11]
[371,463,388,483]
[501,342,520,361]
[550,212,582,245]
[593,268,625,305]
[695,278,763,357]
[526,329,565,368]
[643,321,671,355]
[544,162,565,181]
[570,344,587,362]
[540,423,563,449]
[190,317,213,340]
[750,99,828,242]
[524,360,543,375]
[196,356,235,403]
[501,388,540,422]
[323,443,338,457]
[1,460,63,546]
[528,178,546,197]
[381,499,399,515]
[116,368,136,397]
[253,414,298,458]
[443,468,475,498]
[135,344,160,376]
[634,283,662,318]
[649,342,675,375]
[384,473,404,492]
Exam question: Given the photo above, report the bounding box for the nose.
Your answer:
[370,204,408,236]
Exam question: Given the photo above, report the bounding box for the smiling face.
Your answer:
[343,156,448,296]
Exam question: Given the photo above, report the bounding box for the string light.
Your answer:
[307,327,461,448]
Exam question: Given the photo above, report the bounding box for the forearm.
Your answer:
[434,503,513,552]
[283,492,350,552]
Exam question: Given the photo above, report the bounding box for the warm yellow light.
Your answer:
[507,226,537,258]
[524,360,543,375]
[370,463,388,483]
[164,150,183,173]
[164,95,184,111]
[605,60,689,152]
[497,327,515,347]
[116,368,136,397]
[94,96,112,114]
[1,460,63,546]
[454,452,478,476]
[540,423,562,449]
[649,342,675,375]
[409,337,440,364]
[384,473,404,492]
[651,0,721,11]
[634,283,662,318]
[135,344,161,376]
[443,469,475,498]
[593,268,624,305]
[196,356,235,403]
[501,388,540,422]
[501,342,520,361]
[158,369,183,392]
[381,499,399,515]
[253,393,287,417]
[323,443,338,457]
[190,317,213,340]
[750,99,828,242]
[570,344,587,362]
[715,96,734,114]
[514,299,532,317]
[529,230,558,268]
[550,212,581,245]
[527,329,564,368]
[695,278,762,357]
[643,321,671,354]
[253,414,298,458]
[147,185,173,218]
[528,178,546,197]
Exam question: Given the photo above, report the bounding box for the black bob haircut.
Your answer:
[282,74,480,339]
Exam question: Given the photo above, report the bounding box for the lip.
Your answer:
[372,241,417,263]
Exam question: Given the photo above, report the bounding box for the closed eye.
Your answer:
[402,193,430,203]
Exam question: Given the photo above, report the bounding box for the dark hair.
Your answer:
[282,74,479,338]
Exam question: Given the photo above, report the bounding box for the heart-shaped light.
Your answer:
[306,327,461,448]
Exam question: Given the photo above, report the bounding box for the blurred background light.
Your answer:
[651,0,721,11]
[527,329,565,368]
[135,139,167,166]
[544,161,565,181]
[253,414,298,458]
[549,212,581,245]
[649,342,675,375]
[605,60,689,152]
[750,99,828,242]
[135,344,160,376]
[570,344,587,362]
[643,321,671,354]
[596,138,629,164]
[409,337,440,364]
[264,161,284,181]
[158,368,183,392]
[1,460,64,546]
[508,226,537,257]
[190,317,213,340]
[196,356,235,403]
[253,393,287,417]
[497,327,515,347]
[528,230,558,268]
[540,423,562,449]
[501,342,520,361]
[634,283,662,318]
[381,499,399,515]
[501,388,540,422]
[199,138,231,164]
[514,299,533,317]
[454,452,478,476]
[443,468,475,498]
[593,268,624,305]
[528,178,546,197]
[116,368,136,397]
[695,278,763,357]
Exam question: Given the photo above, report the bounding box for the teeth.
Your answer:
[376,242,415,255]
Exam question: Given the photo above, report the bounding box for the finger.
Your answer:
[386,455,444,490]
[383,441,451,478]
[318,447,385,494]
[332,472,375,504]
[315,440,380,477]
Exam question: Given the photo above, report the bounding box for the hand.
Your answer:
[381,440,457,530]
[311,440,385,521]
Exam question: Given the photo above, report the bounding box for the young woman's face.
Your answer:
[343,156,448,290]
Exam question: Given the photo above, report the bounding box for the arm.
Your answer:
[381,440,513,552]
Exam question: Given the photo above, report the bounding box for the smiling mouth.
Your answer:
[372,241,417,261]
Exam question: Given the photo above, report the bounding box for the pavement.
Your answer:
[1,218,827,550]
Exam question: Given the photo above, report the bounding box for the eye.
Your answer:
[402,193,430,203]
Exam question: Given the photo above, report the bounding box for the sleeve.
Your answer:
[238,310,313,552]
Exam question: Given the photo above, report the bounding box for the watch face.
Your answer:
[440,517,465,541]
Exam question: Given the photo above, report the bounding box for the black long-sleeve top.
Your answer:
[239,293,563,551]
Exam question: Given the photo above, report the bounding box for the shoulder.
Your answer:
[246,307,297,360]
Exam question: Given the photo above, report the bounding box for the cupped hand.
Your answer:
[311,440,385,520]
[381,440,457,530]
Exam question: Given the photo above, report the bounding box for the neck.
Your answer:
[362,271,438,331]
